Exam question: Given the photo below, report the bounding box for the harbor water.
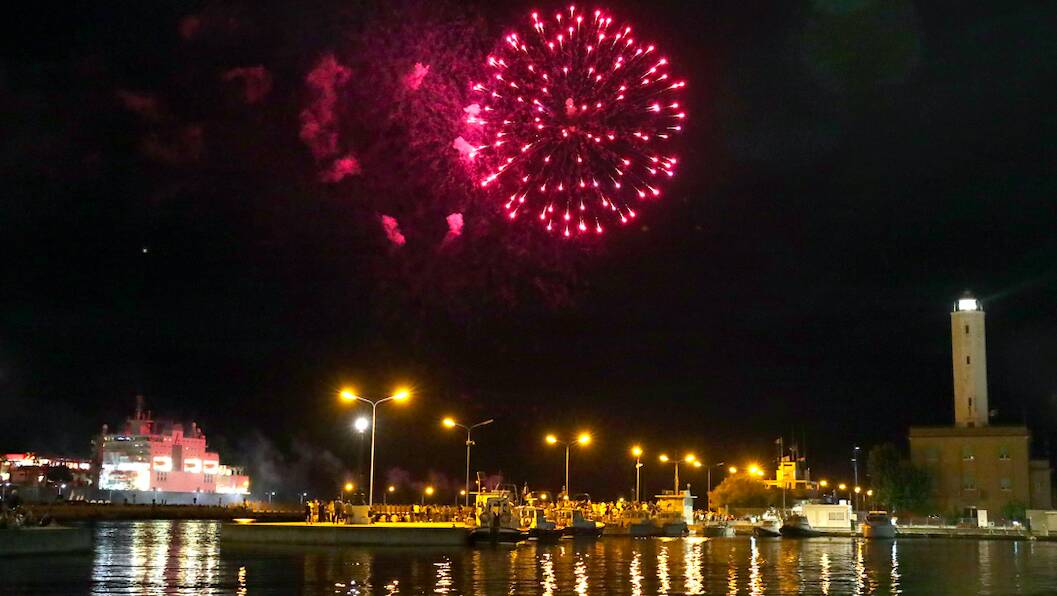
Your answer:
[2,520,1057,594]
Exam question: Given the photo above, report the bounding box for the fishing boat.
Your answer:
[557,508,605,538]
[520,505,564,542]
[861,511,897,539]
[779,514,822,538]
[469,491,528,544]
[752,519,782,537]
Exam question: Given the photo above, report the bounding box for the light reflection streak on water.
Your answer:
[820,552,831,595]
[629,550,643,596]
[540,552,557,596]
[748,536,764,595]
[890,541,900,594]
[854,539,865,595]
[236,566,247,596]
[508,549,518,596]
[684,538,704,595]
[978,540,992,594]
[727,549,738,595]
[657,544,671,595]
[434,559,452,595]
[384,580,400,595]
[149,521,171,589]
[574,552,589,595]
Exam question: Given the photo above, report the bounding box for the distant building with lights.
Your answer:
[93,397,249,503]
[909,292,1053,518]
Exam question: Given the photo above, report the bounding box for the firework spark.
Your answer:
[469,5,686,237]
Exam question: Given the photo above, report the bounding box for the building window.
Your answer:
[966,356,971,365]
[962,445,974,460]
[998,446,1010,460]
[155,472,167,482]
[963,475,976,491]
[1000,478,1012,491]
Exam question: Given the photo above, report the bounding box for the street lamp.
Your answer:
[728,466,738,474]
[631,446,644,502]
[658,454,697,493]
[384,485,395,505]
[442,416,495,506]
[546,432,591,497]
[854,485,862,511]
[422,485,434,506]
[339,386,412,506]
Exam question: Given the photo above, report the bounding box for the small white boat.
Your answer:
[861,511,896,539]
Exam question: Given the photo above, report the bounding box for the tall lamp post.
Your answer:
[659,454,699,493]
[340,387,412,507]
[631,446,644,502]
[852,445,861,510]
[442,417,495,506]
[546,432,591,497]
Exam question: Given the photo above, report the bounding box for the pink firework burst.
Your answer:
[470,5,686,238]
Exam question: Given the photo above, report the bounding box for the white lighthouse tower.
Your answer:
[951,291,988,427]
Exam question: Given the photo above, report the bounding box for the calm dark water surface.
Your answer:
[2,520,1057,594]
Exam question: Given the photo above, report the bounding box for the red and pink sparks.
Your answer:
[469,5,686,237]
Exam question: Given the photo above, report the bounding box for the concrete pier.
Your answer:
[0,526,93,555]
[221,522,471,547]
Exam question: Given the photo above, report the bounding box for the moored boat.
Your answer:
[752,519,782,538]
[861,511,897,539]
[779,514,821,538]
[470,491,528,545]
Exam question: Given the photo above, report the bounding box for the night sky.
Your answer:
[3,0,1056,500]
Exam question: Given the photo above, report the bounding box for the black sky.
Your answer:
[2,0,1056,499]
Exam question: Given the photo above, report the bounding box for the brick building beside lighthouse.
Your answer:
[909,292,1052,518]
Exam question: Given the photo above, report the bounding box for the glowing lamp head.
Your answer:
[546,434,558,445]
[344,482,354,492]
[631,446,643,458]
[388,485,396,493]
[353,417,369,433]
[442,417,457,428]
[577,433,591,445]
[839,483,847,491]
[425,486,434,496]
[659,454,670,463]
[854,486,862,494]
[819,480,829,488]
[693,461,702,468]
[340,389,358,402]
[391,388,411,401]
[460,490,467,496]
[684,454,696,463]
[728,466,737,474]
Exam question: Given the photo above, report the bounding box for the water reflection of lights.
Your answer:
[820,551,831,595]
[890,541,900,594]
[236,566,247,596]
[630,550,643,596]
[727,550,738,595]
[540,552,557,596]
[684,538,705,595]
[384,579,400,595]
[749,536,764,595]
[657,544,671,594]
[574,553,589,596]
[434,559,453,594]
[854,539,866,595]
[91,520,220,594]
